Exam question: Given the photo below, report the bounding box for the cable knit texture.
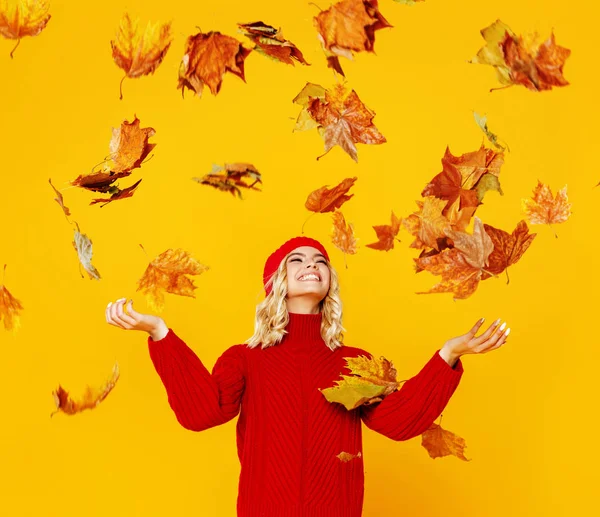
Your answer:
[148,313,464,516]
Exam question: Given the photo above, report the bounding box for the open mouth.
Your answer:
[297,273,321,281]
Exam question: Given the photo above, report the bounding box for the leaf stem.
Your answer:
[119,75,126,101]
[301,212,315,234]
[10,39,20,59]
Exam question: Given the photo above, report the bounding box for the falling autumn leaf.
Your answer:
[470,19,570,92]
[481,220,537,283]
[192,163,262,199]
[415,217,494,300]
[0,0,50,58]
[337,451,362,462]
[72,222,101,280]
[331,210,358,266]
[51,363,120,417]
[111,13,172,100]
[393,0,424,4]
[421,421,470,461]
[49,178,71,218]
[320,354,399,410]
[313,0,391,76]
[403,197,451,252]
[473,112,509,152]
[366,211,401,251]
[178,30,252,98]
[90,178,143,207]
[238,21,308,65]
[302,176,357,233]
[521,180,571,238]
[0,264,24,332]
[294,83,385,162]
[136,247,209,312]
[421,144,504,213]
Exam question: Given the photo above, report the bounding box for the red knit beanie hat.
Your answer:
[263,236,330,295]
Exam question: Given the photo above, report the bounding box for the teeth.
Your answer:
[299,274,320,281]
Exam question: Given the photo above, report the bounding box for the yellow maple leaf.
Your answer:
[111,12,172,99]
[136,247,209,312]
[0,0,50,57]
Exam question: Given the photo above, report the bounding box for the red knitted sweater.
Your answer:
[148,312,464,517]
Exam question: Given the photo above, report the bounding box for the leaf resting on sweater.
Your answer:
[319,354,399,410]
[421,422,470,461]
[336,451,362,462]
[51,363,120,417]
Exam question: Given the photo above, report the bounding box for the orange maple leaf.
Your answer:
[336,451,362,462]
[313,0,391,76]
[421,144,504,214]
[302,176,357,233]
[521,180,571,238]
[192,163,262,199]
[136,247,209,312]
[415,217,494,300]
[403,197,451,252]
[238,21,308,65]
[110,13,172,100]
[302,83,386,162]
[470,19,570,92]
[178,30,252,98]
[0,0,50,58]
[51,363,120,417]
[331,210,358,267]
[421,421,470,461]
[0,264,24,332]
[366,211,401,251]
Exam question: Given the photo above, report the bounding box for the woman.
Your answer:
[105,236,510,517]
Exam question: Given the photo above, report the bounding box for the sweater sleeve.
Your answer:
[147,328,246,432]
[359,349,463,441]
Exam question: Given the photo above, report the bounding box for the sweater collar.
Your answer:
[283,312,324,344]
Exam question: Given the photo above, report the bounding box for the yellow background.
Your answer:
[0,0,596,515]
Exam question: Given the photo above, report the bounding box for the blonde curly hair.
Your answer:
[245,251,345,351]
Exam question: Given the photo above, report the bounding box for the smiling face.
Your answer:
[285,246,331,309]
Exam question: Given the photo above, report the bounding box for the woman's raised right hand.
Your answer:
[105,298,169,341]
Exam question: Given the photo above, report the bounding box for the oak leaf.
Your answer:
[320,354,399,410]
[366,211,401,251]
[313,0,391,76]
[0,264,24,332]
[415,217,494,300]
[72,222,101,280]
[470,19,570,92]
[238,21,308,65]
[178,30,251,98]
[337,451,362,462]
[421,422,470,461]
[136,247,209,312]
[421,144,504,213]
[51,363,119,417]
[192,163,261,199]
[49,178,71,218]
[481,220,536,283]
[304,83,386,162]
[0,0,50,58]
[110,13,172,100]
[521,180,571,238]
[331,210,358,266]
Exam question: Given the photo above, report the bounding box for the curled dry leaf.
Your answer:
[178,30,252,98]
[238,21,308,65]
[90,178,142,207]
[366,211,401,251]
[313,0,391,76]
[336,451,362,462]
[0,264,24,332]
[136,248,209,312]
[293,82,386,162]
[473,112,509,152]
[192,163,262,199]
[415,217,494,300]
[51,363,120,417]
[110,13,173,100]
[48,178,71,218]
[72,222,101,280]
[470,19,570,92]
[320,354,399,411]
[482,220,537,283]
[331,210,358,264]
[421,422,470,461]
[305,177,357,214]
[0,0,51,58]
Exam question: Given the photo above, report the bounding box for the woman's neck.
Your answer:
[284,311,323,343]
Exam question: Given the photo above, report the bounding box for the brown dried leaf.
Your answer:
[305,177,357,213]
[421,422,470,461]
[238,21,308,65]
[89,179,142,207]
[49,178,71,218]
[366,211,401,251]
[0,264,24,332]
[337,451,362,462]
[192,163,262,199]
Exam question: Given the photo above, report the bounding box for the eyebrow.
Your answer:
[287,252,327,260]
